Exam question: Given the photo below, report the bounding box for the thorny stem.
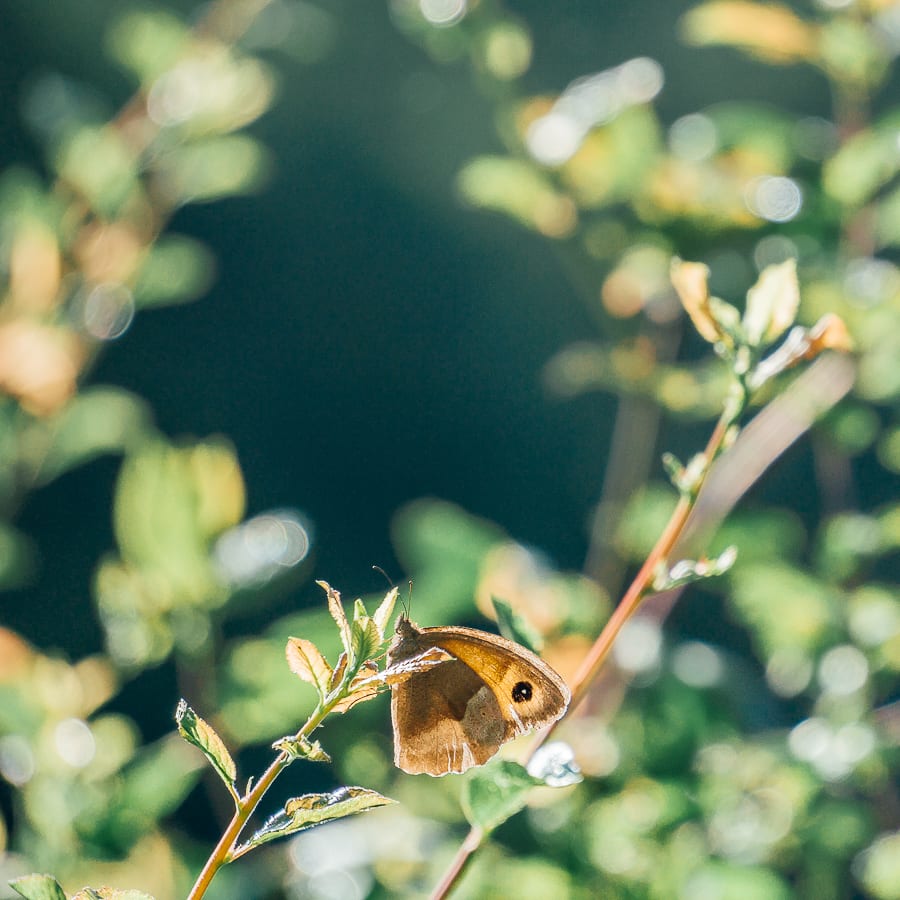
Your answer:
[428,408,735,900]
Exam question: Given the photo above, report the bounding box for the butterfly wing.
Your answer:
[425,626,570,743]
[391,659,506,775]
[388,620,570,776]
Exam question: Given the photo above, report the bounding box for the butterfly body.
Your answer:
[388,616,571,776]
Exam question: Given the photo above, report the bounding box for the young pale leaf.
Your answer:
[350,614,381,666]
[286,637,332,695]
[273,735,331,763]
[373,587,399,638]
[233,787,395,858]
[318,581,352,656]
[72,891,157,900]
[461,760,546,832]
[748,314,853,390]
[743,259,800,348]
[175,699,238,796]
[9,876,67,900]
[671,259,732,346]
[492,596,542,653]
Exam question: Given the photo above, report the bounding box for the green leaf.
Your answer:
[9,875,67,900]
[492,596,541,653]
[132,235,215,308]
[350,601,381,665]
[154,135,271,203]
[272,735,331,763]
[72,890,157,900]
[373,587,399,641]
[116,734,206,838]
[233,787,395,858]
[824,113,900,208]
[175,699,238,797]
[0,522,37,590]
[106,9,190,84]
[457,156,576,238]
[461,760,545,832]
[33,388,153,487]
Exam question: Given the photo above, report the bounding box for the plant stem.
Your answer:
[428,407,735,900]
[186,698,334,900]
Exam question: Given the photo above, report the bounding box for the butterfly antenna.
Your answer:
[372,565,395,588]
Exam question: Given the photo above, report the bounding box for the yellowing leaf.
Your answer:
[681,1,818,65]
[285,637,332,695]
[743,258,800,347]
[318,580,352,656]
[175,699,238,797]
[373,587,399,639]
[671,259,737,346]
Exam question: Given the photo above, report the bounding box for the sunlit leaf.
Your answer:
[285,637,332,695]
[824,113,900,207]
[55,126,141,217]
[33,388,153,487]
[492,596,541,653]
[671,259,725,344]
[9,875,67,900]
[350,601,381,665]
[461,760,545,831]
[819,18,889,89]
[154,134,271,204]
[71,890,157,900]
[373,587,399,639]
[107,9,190,84]
[457,156,577,237]
[233,787,395,857]
[743,258,800,347]
[175,699,238,796]
[681,1,817,65]
[132,235,215,308]
[319,581,352,656]
[856,830,900,900]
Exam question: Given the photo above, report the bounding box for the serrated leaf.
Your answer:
[9,875,67,900]
[743,259,799,348]
[492,596,542,653]
[273,735,331,763]
[233,787,395,858]
[373,587,399,638]
[72,890,156,900]
[350,614,381,666]
[285,637,332,695]
[318,581,352,656]
[175,699,238,797]
[461,760,545,832]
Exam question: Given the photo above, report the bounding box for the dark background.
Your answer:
[1,0,833,659]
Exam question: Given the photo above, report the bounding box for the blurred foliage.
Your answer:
[0,0,898,898]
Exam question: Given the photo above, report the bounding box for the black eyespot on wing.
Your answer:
[512,681,532,703]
